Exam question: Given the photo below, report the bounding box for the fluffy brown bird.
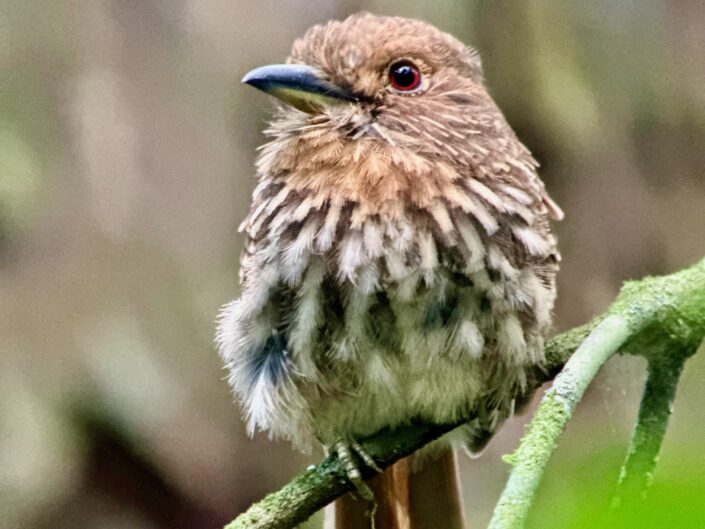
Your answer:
[217,11,562,521]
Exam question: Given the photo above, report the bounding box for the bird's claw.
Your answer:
[331,439,382,501]
[349,439,383,473]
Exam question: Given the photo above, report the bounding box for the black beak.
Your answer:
[242,64,357,113]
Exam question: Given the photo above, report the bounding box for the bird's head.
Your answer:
[241,13,561,219]
[242,13,484,115]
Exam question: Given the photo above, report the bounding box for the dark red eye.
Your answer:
[388,61,422,92]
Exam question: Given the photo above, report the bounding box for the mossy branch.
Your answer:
[487,315,633,529]
[225,258,705,529]
[612,353,688,508]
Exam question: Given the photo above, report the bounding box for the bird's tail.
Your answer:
[325,449,466,529]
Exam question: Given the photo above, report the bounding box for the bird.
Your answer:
[217,11,562,524]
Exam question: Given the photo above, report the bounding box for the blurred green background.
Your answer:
[1,1,704,528]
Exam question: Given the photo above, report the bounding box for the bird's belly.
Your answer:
[301,276,533,445]
[219,219,555,450]
[309,348,488,445]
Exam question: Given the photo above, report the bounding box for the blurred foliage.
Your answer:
[0,125,41,249]
[530,444,705,529]
[1,1,704,528]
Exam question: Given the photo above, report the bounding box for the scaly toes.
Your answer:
[350,439,383,474]
[332,440,378,501]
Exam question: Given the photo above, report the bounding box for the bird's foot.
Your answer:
[330,439,382,501]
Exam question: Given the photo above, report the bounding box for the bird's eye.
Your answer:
[388,61,422,93]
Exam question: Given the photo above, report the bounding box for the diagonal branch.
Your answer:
[487,258,705,529]
[225,258,705,529]
[487,315,633,529]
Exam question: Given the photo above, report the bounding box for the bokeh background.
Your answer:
[2,1,704,528]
